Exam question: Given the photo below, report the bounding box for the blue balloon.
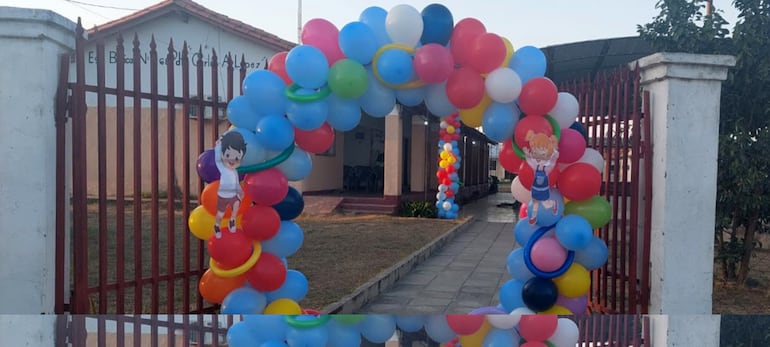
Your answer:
[424,316,455,343]
[227,96,261,130]
[482,328,518,347]
[222,287,267,314]
[286,45,329,89]
[425,82,456,117]
[260,341,289,347]
[255,114,294,151]
[574,236,609,270]
[499,279,526,312]
[420,4,454,45]
[273,186,304,220]
[396,86,426,107]
[514,219,539,246]
[277,147,313,181]
[359,6,391,48]
[339,22,378,65]
[506,248,535,281]
[326,94,362,131]
[527,188,565,227]
[242,70,288,116]
[243,315,288,341]
[377,49,415,85]
[482,102,520,142]
[262,221,304,258]
[225,128,267,167]
[359,315,396,343]
[395,315,426,333]
[450,182,460,191]
[286,88,328,131]
[227,321,261,347]
[508,46,546,84]
[555,214,593,250]
[266,269,308,302]
[287,324,328,347]
[327,320,362,347]
[359,69,396,117]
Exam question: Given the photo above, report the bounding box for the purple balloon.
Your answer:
[469,306,506,315]
[196,149,220,183]
[556,294,588,315]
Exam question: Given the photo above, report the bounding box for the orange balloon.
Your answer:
[198,269,247,304]
[200,180,253,218]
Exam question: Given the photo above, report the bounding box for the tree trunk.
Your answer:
[737,213,759,284]
[721,218,738,280]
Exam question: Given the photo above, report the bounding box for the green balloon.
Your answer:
[564,195,612,229]
[327,59,368,99]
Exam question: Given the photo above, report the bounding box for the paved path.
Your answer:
[356,193,520,314]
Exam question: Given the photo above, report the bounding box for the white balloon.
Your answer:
[485,67,523,104]
[442,201,452,211]
[440,121,448,129]
[486,314,519,330]
[577,148,605,173]
[549,92,580,129]
[508,307,536,326]
[548,318,580,347]
[510,176,531,204]
[438,184,448,192]
[385,5,423,47]
[443,143,453,151]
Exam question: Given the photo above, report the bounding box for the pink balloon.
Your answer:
[467,33,506,74]
[557,128,587,164]
[519,315,558,342]
[301,18,344,65]
[519,77,558,116]
[243,168,289,206]
[556,294,588,314]
[530,237,568,272]
[413,44,454,83]
[445,67,485,109]
[449,18,486,66]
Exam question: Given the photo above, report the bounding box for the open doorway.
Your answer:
[342,116,385,195]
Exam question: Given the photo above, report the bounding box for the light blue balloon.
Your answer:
[255,114,294,151]
[266,269,308,302]
[424,82,456,117]
[287,324,328,347]
[339,22,378,65]
[482,102,520,142]
[277,146,312,181]
[326,94,362,131]
[263,221,305,258]
[499,279,526,312]
[260,341,289,347]
[482,328,519,347]
[424,316,455,343]
[222,287,267,314]
[506,248,535,281]
[509,45,546,84]
[395,315,426,333]
[227,321,262,347]
[450,182,460,191]
[377,49,414,85]
[286,88,328,131]
[242,70,287,116]
[359,69,395,117]
[574,236,609,270]
[396,87,426,107]
[286,45,329,89]
[514,219,538,246]
[527,188,565,227]
[227,95,261,130]
[359,6,391,48]
[555,214,594,250]
[243,315,288,341]
[327,320,362,347]
[359,315,396,343]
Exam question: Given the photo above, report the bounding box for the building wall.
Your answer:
[289,132,344,193]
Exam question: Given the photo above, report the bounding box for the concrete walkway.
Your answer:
[356,193,520,314]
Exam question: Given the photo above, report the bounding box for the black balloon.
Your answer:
[570,121,589,143]
[272,186,304,220]
[522,277,558,312]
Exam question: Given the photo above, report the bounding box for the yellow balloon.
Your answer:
[447,156,456,164]
[458,320,492,347]
[539,304,573,315]
[502,37,515,66]
[439,160,449,168]
[440,151,450,160]
[263,298,302,314]
[459,93,492,128]
[554,263,591,298]
[446,125,455,134]
[189,205,215,240]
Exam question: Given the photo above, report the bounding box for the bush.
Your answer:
[398,200,438,218]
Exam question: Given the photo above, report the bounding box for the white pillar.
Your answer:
[384,108,403,198]
[410,116,427,193]
[0,315,57,346]
[0,7,76,314]
[634,53,735,347]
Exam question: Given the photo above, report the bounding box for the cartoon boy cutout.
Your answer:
[523,130,560,225]
[214,131,246,238]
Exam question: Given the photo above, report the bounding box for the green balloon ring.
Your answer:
[512,114,561,160]
[285,83,331,103]
[284,314,331,329]
[236,143,295,174]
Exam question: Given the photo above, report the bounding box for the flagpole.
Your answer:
[297,0,302,43]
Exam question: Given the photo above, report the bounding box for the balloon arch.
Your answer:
[189,3,612,347]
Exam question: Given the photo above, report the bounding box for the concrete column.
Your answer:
[0,315,57,346]
[0,7,76,315]
[384,108,403,198]
[410,117,427,193]
[633,53,735,347]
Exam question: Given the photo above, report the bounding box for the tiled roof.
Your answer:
[86,0,296,51]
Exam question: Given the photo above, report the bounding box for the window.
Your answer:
[187,95,226,120]
[489,159,497,171]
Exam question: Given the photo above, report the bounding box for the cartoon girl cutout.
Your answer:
[522,130,560,225]
[213,131,246,238]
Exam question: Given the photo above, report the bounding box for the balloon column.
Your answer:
[436,113,462,219]
[226,313,579,347]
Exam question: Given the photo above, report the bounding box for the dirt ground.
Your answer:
[712,249,770,314]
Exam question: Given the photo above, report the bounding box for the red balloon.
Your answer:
[500,140,524,173]
[514,116,554,149]
[207,230,253,268]
[519,315,558,342]
[558,162,602,201]
[521,342,548,347]
[557,128,587,164]
[446,165,456,174]
[294,122,335,154]
[446,67,485,109]
[450,18,486,66]
[246,252,287,292]
[519,77,559,116]
[243,168,289,206]
[445,190,454,198]
[437,170,448,179]
[519,203,528,219]
[442,178,452,185]
[518,161,560,190]
[241,205,281,241]
[467,33,506,74]
[413,44,455,83]
[268,52,292,85]
[446,314,485,335]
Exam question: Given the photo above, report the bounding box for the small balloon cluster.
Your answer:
[436,113,462,219]
[226,313,578,347]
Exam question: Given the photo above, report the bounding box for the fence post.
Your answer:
[633,53,735,345]
[0,7,76,316]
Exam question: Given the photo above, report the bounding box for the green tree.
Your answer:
[638,0,770,283]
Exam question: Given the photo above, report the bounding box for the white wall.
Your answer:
[0,315,57,346]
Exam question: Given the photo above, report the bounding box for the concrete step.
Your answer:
[339,202,397,214]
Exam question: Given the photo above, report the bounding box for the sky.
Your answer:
[2,0,741,49]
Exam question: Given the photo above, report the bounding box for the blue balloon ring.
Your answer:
[523,226,575,279]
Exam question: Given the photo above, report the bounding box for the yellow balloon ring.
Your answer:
[208,241,261,278]
[371,43,426,90]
